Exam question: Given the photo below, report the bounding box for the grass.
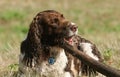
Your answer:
[0,10,26,21]
[0,0,120,76]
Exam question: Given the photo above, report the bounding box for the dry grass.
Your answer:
[0,0,120,76]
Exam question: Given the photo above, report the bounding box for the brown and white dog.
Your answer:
[19,10,103,77]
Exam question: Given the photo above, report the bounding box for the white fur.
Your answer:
[19,47,71,77]
[39,48,70,77]
[19,53,31,75]
[68,22,78,37]
[71,60,77,77]
[19,54,26,77]
[64,72,72,77]
[71,22,75,25]
[79,43,99,61]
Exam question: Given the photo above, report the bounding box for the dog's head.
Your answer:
[27,10,78,46]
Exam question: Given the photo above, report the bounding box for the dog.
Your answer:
[19,10,103,77]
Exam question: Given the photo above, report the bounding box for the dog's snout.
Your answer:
[70,25,78,32]
[70,23,78,32]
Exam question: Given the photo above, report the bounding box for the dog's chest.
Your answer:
[38,48,69,76]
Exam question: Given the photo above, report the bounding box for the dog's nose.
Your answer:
[70,23,78,32]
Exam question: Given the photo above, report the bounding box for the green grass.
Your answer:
[0,10,26,21]
[0,0,120,76]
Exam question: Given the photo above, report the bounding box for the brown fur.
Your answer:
[20,10,69,67]
[20,10,103,77]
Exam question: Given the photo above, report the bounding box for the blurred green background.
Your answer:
[0,0,120,76]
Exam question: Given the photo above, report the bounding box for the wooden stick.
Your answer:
[60,41,120,77]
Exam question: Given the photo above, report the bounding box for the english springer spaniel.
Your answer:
[19,10,103,77]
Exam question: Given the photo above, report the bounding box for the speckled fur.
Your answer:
[19,10,103,77]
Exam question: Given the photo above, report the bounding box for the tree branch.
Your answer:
[60,41,120,77]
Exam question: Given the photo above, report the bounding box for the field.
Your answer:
[0,0,120,76]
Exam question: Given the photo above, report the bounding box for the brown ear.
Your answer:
[20,14,43,67]
[27,16,43,44]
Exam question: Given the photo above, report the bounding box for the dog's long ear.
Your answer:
[27,14,43,45]
[20,13,43,67]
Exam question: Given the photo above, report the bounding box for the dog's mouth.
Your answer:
[64,36,74,45]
